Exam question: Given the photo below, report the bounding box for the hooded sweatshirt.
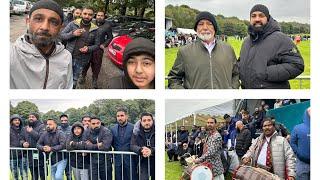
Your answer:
[108,37,155,89]
[291,109,310,164]
[239,17,304,89]
[10,35,73,89]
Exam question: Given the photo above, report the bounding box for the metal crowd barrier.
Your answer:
[10,148,152,180]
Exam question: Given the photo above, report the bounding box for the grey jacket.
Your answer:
[168,39,240,89]
[10,35,73,89]
[239,17,304,89]
[242,132,296,179]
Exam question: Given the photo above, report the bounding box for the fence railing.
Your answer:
[10,147,151,180]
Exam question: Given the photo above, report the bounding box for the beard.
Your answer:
[82,18,92,25]
[28,27,56,48]
[250,22,266,33]
[197,32,214,42]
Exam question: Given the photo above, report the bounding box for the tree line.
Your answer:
[10,99,155,126]
[166,5,310,36]
[29,0,155,18]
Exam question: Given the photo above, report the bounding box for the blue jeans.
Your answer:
[51,159,67,180]
[72,57,90,86]
[10,158,28,180]
[296,158,310,180]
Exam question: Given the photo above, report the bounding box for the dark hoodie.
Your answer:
[239,17,304,89]
[291,109,310,164]
[130,121,155,180]
[108,37,155,89]
[10,115,24,159]
[66,122,89,169]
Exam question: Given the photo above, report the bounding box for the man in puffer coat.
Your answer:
[291,108,310,180]
[242,118,296,179]
[239,4,304,89]
[130,113,155,180]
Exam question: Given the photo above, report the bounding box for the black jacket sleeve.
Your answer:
[266,36,304,82]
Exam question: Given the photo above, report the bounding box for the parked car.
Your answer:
[10,0,14,15]
[11,0,31,14]
[107,35,133,68]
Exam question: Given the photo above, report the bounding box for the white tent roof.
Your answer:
[176,28,197,35]
[165,99,235,124]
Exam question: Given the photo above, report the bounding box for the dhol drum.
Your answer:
[232,165,282,180]
[181,161,213,180]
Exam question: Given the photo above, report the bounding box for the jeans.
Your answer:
[72,57,90,86]
[82,49,103,80]
[72,167,89,180]
[10,158,28,180]
[51,159,67,180]
[296,158,310,180]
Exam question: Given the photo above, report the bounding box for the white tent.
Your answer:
[165,99,235,125]
[176,28,197,35]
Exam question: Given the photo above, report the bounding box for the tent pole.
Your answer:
[193,113,196,125]
[170,124,173,143]
[175,122,178,144]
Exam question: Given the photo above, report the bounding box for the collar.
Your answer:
[201,39,216,54]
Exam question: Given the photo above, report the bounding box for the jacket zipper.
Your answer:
[43,57,49,89]
[209,53,214,89]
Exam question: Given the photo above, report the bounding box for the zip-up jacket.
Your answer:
[168,39,240,89]
[10,35,73,89]
[239,17,304,89]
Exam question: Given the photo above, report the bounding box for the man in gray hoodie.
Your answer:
[10,0,73,89]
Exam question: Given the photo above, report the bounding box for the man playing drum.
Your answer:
[193,117,225,180]
[242,118,296,179]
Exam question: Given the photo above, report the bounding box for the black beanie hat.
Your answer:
[123,37,155,89]
[29,0,64,24]
[194,11,218,32]
[223,114,230,119]
[250,4,270,20]
[123,38,155,62]
[29,112,39,120]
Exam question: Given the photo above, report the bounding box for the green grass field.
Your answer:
[165,154,183,180]
[165,37,310,89]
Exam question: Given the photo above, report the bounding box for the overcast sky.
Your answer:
[11,99,96,113]
[165,0,310,24]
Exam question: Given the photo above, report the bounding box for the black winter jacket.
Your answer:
[37,130,66,165]
[66,122,89,169]
[235,127,252,157]
[239,17,304,89]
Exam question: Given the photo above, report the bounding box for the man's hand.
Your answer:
[288,176,295,180]
[43,145,52,152]
[23,142,29,148]
[242,157,251,165]
[26,126,33,133]
[97,142,103,149]
[79,46,89,53]
[85,140,92,145]
[193,158,201,164]
[100,44,105,50]
[73,28,84,37]
[69,141,74,146]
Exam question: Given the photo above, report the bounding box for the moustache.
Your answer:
[35,31,51,38]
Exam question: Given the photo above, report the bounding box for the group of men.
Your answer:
[10,0,113,89]
[167,107,310,180]
[168,4,305,89]
[10,108,155,180]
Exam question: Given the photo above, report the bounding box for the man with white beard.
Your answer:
[168,11,240,89]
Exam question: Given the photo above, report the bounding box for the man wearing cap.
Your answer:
[60,6,100,89]
[20,112,46,180]
[239,4,304,89]
[37,118,66,180]
[168,11,240,89]
[10,0,73,89]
